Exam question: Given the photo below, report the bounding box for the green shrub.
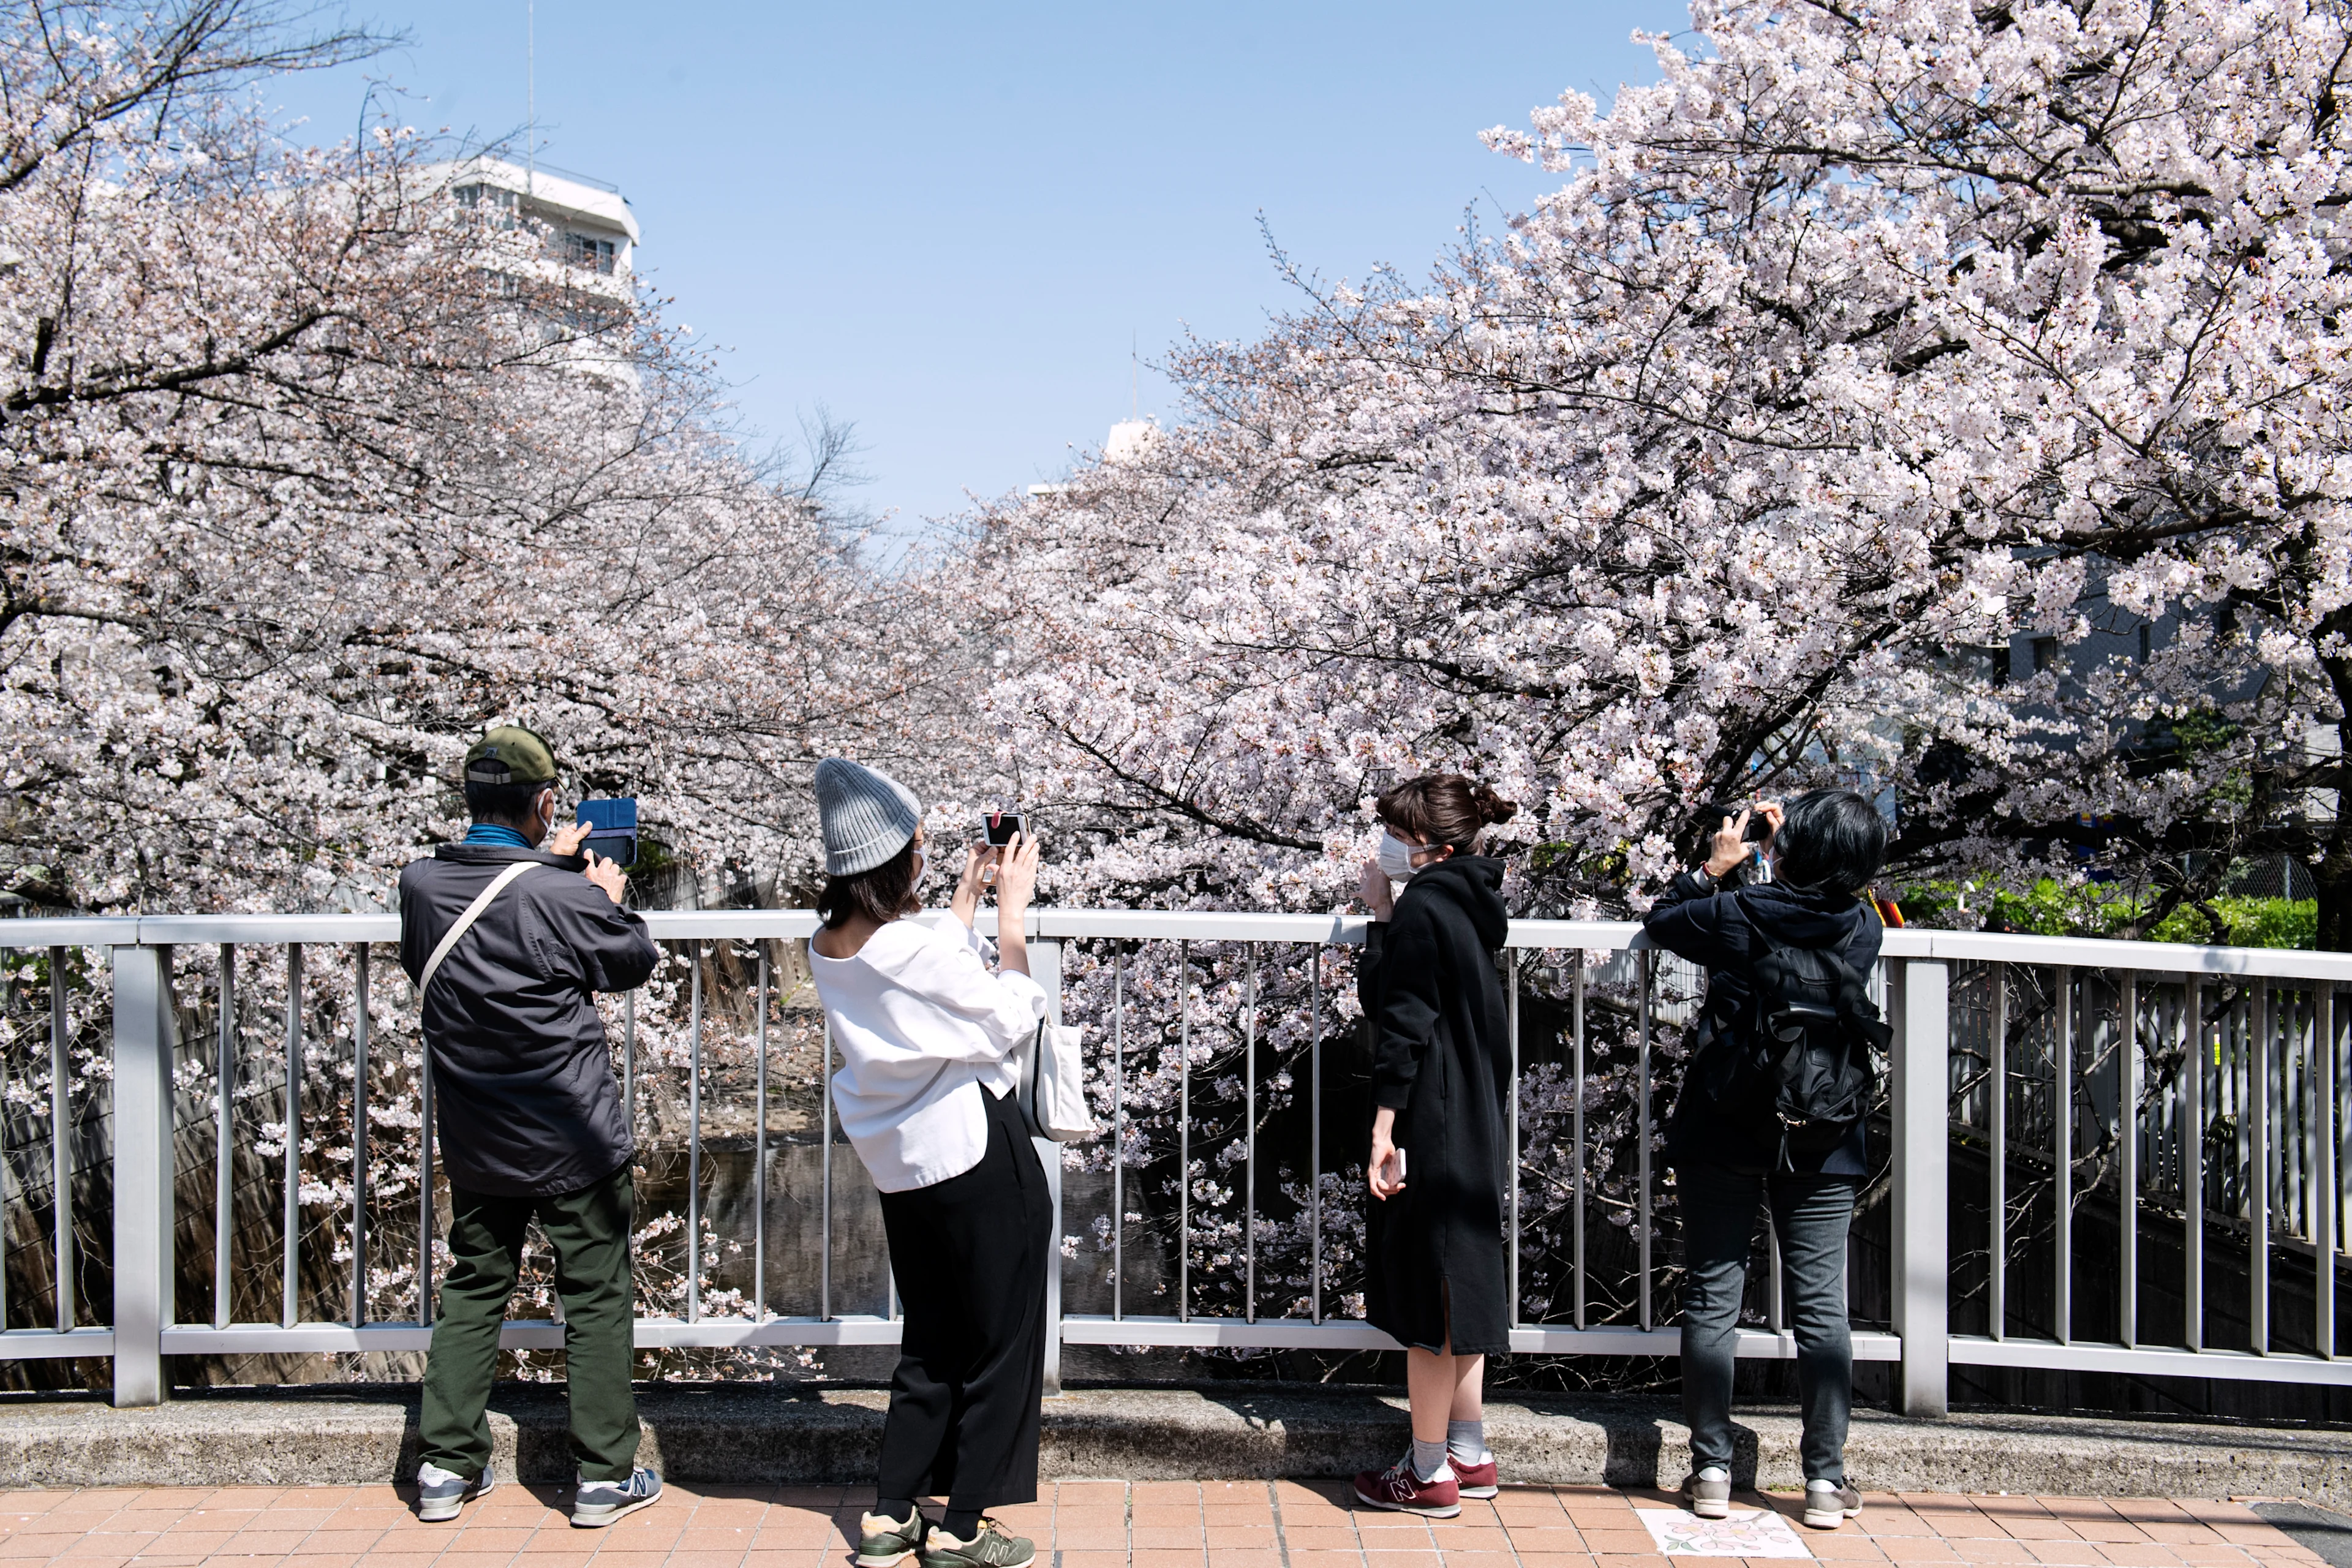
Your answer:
[1893,878,2316,949]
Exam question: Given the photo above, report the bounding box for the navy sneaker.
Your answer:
[572,1468,662,1528]
[416,1461,494,1522]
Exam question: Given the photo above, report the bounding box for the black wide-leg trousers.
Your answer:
[875,1084,1053,1512]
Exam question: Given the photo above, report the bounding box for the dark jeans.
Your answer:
[875,1085,1053,1512]
[1675,1161,1858,1485]
[420,1164,641,1482]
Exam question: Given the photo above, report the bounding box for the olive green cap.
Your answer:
[463,725,558,787]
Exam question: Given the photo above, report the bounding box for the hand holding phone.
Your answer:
[1368,1115,1408,1200]
[979,810,1025,883]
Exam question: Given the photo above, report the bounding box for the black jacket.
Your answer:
[1643,872,1883,1177]
[398,843,659,1197]
[1360,854,1513,1355]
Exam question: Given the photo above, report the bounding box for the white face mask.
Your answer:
[1377,831,1427,881]
[911,849,927,888]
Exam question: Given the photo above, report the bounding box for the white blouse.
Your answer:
[809,914,1049,1193]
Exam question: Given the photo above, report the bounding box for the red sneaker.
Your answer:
[1353,1461,1461,1518]
[1449,1454,1499,1499]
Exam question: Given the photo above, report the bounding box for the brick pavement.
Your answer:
[0,1480,2328,1568]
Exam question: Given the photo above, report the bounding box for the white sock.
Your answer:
[1700,1466,1730,1482]
[1409,1436,1450,1483]
[1446,1419,1490,1467]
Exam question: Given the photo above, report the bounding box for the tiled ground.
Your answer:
[0,1481,2328,1568]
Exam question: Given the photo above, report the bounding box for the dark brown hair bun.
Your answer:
[1376,773,1518,854]
[1471,782,1519,826]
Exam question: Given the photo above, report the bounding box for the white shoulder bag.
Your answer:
[418,862,538,994]
[1017,1016,1099,1143]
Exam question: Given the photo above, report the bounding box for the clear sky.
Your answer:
[266,2,1685,535]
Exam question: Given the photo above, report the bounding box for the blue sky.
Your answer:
[269,2,1684,534]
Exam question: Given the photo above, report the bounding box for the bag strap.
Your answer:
[420,862,538,995]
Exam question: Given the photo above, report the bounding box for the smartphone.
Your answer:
[1379,1147,1408,1188]
[575,797,639,867]
[982,810,1025,846]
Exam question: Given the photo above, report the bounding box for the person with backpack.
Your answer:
[398,726,663,1528]
[1351,774,1518,1519]
[1643,789,1891,1532]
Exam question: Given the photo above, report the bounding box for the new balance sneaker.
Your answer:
[1449,1453,1499,1499]
[415,1461,494,1523]
[1803,1480,1863,1530]
[921,1518,1037,1568]
[858,1506,929,1568]
[1679,1467,1732,1520]
[1353,1460,1462,1518]
[571,1468,662,1528]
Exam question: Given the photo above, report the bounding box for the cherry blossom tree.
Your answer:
[0,1,971,1375]
[974,0,2352,1341]
[983,0,2352,938]
[0,7,967,915]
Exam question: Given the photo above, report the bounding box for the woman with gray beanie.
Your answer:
[806,758,1048,1568]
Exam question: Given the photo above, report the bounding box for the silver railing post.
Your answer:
[112,943,178,1408]
[1031,933,1064,1397]
[48,946,74,1335]
[1893,958,1950,1417]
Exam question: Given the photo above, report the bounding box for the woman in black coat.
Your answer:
[1351,773,1517,1519]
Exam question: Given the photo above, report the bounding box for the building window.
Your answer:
[563,233,617,274]
[454,183,518,230]
[2031,636,2059,673]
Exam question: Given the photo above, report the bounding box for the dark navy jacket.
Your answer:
[398,843,658,1196]
[1642,872,1883,1177]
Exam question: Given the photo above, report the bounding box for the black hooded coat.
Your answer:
[1359,854,1512,1357]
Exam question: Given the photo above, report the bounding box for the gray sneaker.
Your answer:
[572,1468,663,1528]
[1803,1480,1863,1530]
[416,1462,494,1522]
[858,1507,928,1568]
[1679,1468,1732,1519]
[922,1518,1038,1568]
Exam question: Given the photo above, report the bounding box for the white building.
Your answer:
[432,154,639,292]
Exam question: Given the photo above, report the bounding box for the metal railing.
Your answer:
[0,911,2343,1410]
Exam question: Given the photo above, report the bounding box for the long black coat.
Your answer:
[1360,854,1512,1357]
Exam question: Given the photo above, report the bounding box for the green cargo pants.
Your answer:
[419,1164,641,1482]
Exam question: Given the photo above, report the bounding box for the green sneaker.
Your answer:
[857,1507,927,1568]
[922,1518,1036,1568]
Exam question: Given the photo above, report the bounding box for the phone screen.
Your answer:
[575,798,639,867]
[983,810,1025,846]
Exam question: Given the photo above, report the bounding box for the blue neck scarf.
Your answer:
[463,823,533,848]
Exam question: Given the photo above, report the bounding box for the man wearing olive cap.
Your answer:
[397,725,663,1527]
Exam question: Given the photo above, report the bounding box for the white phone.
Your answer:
[1381,1147,1408,1186]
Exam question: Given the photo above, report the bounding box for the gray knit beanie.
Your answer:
[813,757,922,876]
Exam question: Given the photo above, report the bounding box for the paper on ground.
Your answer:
[1635,1503,1815,1558]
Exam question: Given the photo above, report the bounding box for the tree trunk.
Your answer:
[2316,716,2352,953]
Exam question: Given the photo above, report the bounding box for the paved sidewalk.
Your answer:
[0,1480,2327,1568]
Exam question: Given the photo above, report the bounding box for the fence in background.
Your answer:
[0,911,2343,1411]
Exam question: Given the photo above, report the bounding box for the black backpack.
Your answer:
[1702,921,1891,1168]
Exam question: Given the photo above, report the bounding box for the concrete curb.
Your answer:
[0,1385,2345,1508]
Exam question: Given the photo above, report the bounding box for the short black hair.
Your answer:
[465,778,549,827]
[1771,788,1887,895]
[817,836,923,930]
